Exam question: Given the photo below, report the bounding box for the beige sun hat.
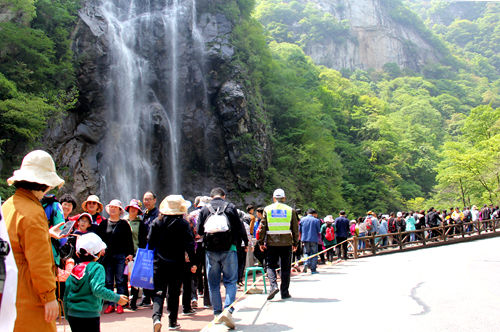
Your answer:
[81,195,104,213]
[105,199,125,217]
[7,150,64,188]
[159,195,191,215]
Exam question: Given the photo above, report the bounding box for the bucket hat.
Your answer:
[105,199,125,217]
[7,150,64,188]
[78,212,93,222]
[76,233,107,257]
[81,195,104,213]
[159,195,191,215]
[125,199,143,215]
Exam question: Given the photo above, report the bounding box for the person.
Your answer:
[64,233,128,332]
[378,215,388,247]
[253,207,266,267]
[299,208,321,273]
[247,205,256,237]
[139,191,159,306]
[197,187,248,329]
[125,199,148,310]
[0,200,18,332]
[335,211,350,260]
[188,196,211,309]
[96,200,134,314]
[81,195,106,232]
[320,215,336,263]
[405,212,416,242]
[41,194,66,267]
[74,213,93,235]
[2,150,65,332]
[258,189,299,300]
[357,217,367,250]
[148,195,196,331]
[59,194,77,221]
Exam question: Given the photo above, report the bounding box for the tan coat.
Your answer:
[2,188,57,332]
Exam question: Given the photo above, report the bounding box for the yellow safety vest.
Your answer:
[264,202,293,235]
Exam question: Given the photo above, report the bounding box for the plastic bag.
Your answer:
[130,245,154,290]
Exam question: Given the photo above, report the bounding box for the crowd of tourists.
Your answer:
[1,150,499,332]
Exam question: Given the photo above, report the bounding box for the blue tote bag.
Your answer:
[130,245,155,290]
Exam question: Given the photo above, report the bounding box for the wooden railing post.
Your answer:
[422,229,426,246]
[477,220,481,235]
[371,235,376,255]
[398,230,403,250]
[353,237,358,259]
[441,224,446,242]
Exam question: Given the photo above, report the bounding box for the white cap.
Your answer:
[76,233,107,257]
[273,188,285,198]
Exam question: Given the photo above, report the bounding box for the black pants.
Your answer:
[152,261,183,324]
[67,316,100,332]
[253,244,266,267]
[182,264,193,312]
[237,246,247,283]
[266,246,292,297]
[336,237,348,259]
[193,244,210,306]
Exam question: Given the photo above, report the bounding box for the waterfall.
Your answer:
[95,0,205,202]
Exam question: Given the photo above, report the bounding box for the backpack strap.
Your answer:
[207,204,216,215]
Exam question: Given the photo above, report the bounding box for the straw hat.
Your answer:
[105,199,125,217]
[159,195,191,215]
[125,199,143,215]
[76,233,107,257]
[81,195,103,213]
[7,150,64,188]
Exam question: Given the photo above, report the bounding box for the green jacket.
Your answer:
[64,261,120,318]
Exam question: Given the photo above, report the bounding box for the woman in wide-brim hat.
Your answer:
[81,195,105,230]
[125,199,148,310]
[2,150,65,332]
[149,195,195,330]
[96,199,134,315]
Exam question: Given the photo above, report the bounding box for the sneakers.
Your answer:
[311,271,319,275]
[168,322,180,330]
[116,305,124,314]
[191,299,198,308]
[216,311,235,330]
[267,287,279,300]
[104,305,115,314]
[182,308,196,316]
[139,298,151,307]
[130,302,138,311]
[153,319,162,332]
[282,293,292,299]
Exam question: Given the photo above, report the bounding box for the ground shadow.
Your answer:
[236,322,293,332]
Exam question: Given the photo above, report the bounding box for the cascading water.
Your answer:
[96,0,206,202]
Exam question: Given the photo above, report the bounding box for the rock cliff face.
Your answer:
[48,0,270,204]
[302,0,444,71]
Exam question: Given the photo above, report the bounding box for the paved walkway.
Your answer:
[235,237,500,332]
[58,237,500,331]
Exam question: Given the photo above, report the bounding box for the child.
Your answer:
[64,233,128,332]
[74,213,93,235]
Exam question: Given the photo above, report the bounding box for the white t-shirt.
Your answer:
[0,199,18,332]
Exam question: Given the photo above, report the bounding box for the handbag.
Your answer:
[130,244,154,290]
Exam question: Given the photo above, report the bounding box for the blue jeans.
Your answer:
[358,232,366,250]
[303,241,318,272]
[104,254,127,305]
[205,250,238,315]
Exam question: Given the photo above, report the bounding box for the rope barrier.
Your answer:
[201,238,350,331]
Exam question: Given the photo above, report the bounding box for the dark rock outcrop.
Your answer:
[48,0,270,204]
